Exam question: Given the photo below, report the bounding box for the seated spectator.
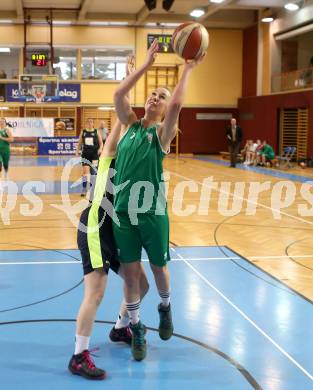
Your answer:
[255,139,262,153]
[258,141,275,166]
[299,56,313,87]
[253,139,263,164]
[0,69,7,79]
[241,140,249,163]
[244,140,257,165]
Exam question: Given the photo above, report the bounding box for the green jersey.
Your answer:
[114,120,167,214]
[0,128,10,150]
[262,144,275,159]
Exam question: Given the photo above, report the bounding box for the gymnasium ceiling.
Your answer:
[0,0,299,29]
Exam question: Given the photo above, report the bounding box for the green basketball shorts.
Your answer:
[0,147,10,171]
[113,212,170,267]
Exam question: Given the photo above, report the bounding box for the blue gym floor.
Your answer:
[2,155,313,388]
[1,246,313,389]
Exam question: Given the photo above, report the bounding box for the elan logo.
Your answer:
[59,89,78,99]
[10,88,32,98]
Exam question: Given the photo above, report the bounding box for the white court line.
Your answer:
[0,258,226,265]
[0,258,233,265]
[171,247,313,382]
[0,260,82,265]
[1,254,313,265]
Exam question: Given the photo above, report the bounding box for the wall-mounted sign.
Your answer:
[196,113,233,120]
[54,118,75,132]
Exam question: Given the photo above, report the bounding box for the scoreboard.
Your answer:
[31,53,48,67]
[147,34,174,53]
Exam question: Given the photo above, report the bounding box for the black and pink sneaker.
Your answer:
[68,350,106,380]
[109,325,132,345]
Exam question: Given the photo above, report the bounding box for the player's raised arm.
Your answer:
[114,39,159,126]
[159,54,205,152]
[101,55,136,157]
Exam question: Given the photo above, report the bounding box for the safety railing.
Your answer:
[272,67,313,93]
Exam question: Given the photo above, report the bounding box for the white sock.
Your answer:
[74,334,90,355]
[115,313,130,329]
[126,300,140,325]
[159,289,170,307]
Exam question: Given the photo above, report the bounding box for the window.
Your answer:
[53,49,77,80]
[81,49,133,80]
[0,48,20,79]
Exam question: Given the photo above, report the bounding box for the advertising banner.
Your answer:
[6,83,80,102]
[6,117,54,137]
[38,136,79,155]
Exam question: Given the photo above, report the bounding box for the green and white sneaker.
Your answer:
[130,321,147,361]
[158,303,174,340]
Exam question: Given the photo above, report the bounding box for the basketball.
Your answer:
[300,162,306,168]
[171,22,209,60]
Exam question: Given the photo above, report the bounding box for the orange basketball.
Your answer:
[171,22,209,60]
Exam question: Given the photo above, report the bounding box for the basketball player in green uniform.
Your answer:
[113,39,205,361]
[0,117,14,180]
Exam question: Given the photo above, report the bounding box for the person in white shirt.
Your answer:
[98,121,109,144]
[244,140,257,165]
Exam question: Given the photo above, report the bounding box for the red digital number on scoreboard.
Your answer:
[31,54,47,67]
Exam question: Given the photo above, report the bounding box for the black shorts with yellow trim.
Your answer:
[81,149,99,167]
[77,206,120,275]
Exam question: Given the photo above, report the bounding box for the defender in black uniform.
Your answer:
[69,120,149,380]
[68,55,149,382]
[76,118,103,196]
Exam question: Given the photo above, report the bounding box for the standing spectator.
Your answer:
[226,118,242,167]
[98,120,109,144]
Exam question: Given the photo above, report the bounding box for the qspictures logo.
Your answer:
[1,158,313,230]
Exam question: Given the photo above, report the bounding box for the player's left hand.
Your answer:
[144,39,159,68]
[126,55,135,75]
